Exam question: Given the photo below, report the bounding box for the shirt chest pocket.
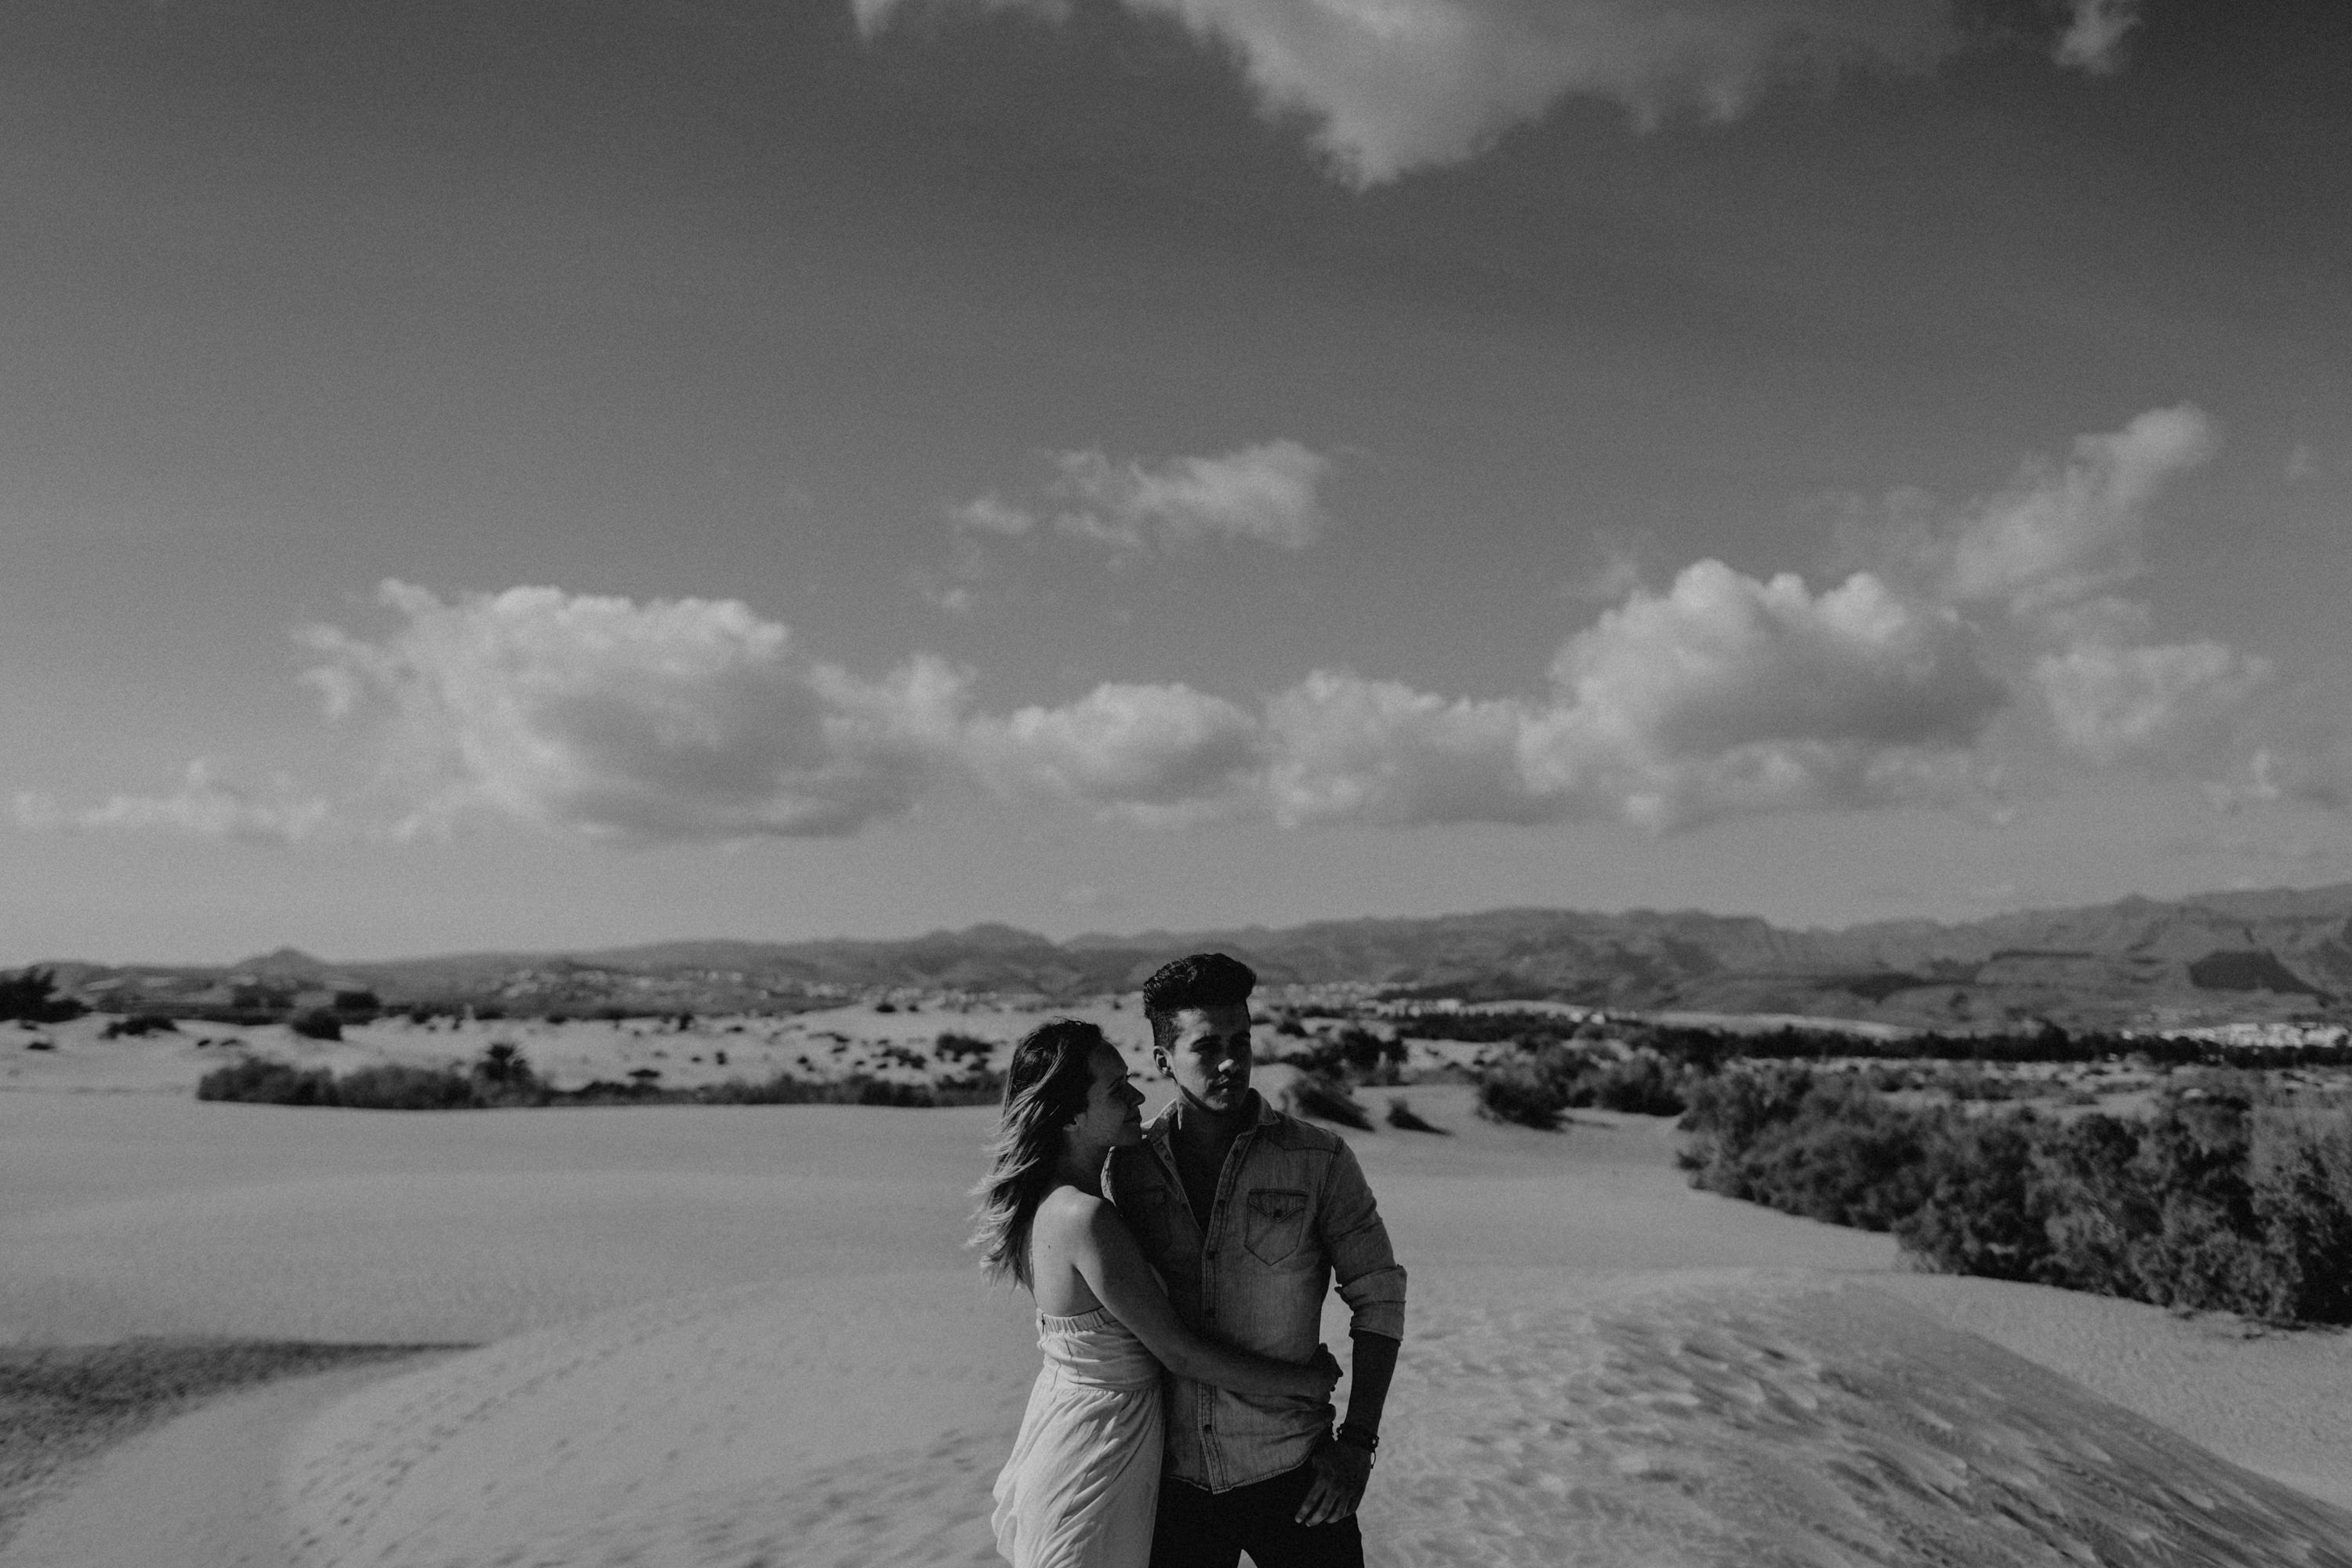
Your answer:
[1242,1188,1310,1267]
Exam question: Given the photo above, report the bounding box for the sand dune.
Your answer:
[285,1270,2352,1567]
[5,1084,2350,1566]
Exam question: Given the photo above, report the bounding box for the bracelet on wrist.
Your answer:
[1334,1422,1380,1455]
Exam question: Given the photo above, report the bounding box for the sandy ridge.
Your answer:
[0,1341,452,1556]
[285,1269,2352,1568]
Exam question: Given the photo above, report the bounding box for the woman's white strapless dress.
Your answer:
[991,1307,1165,1568]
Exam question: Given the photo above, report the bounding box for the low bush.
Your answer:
[1277,1025,1406,1086]
[103,1013,180,1039]
[0,967,86,1024]
[1679,1068,1936,1230]
[1385,1096,1449,1134]
[1476,1052,1570,1130]
[1287,1071,1374,1130]
[1475,1041,1690,1129]
[690,1072,1000,1108]
[199,1044,550,1109]
[332,1063,484,1109]
[1680,1065,2352,1325]
[197,1040,1007,1112]
[934,1032,996,1065]
[287,1008,343,1042]
[197,1056,338,1105]
[1580,1050,1689,1116]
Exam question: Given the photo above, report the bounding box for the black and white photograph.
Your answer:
[4,1,2350,1563]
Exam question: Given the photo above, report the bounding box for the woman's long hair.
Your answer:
[971,1018,1108,1288]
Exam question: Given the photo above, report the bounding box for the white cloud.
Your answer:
[971,559,2005,833]
[1516,561,2005,830]
[946,440,1332,572]
[26,410,2305,851]
[1886,406,2278,779]
[298,582,966,841]
[12,762,333,845]
[965,682,1265,823]
[949,494,1039,538]
[2206,739,2352,815]
[2034,638,2274,767]
[1936,404,2217,620]
[863,0,1961,183]
[1263,673,1539,826]
[2053,0,2140,75]
[1550,562,1999,757]
[1047,439,1330,554]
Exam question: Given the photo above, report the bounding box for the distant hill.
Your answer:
[31,883,2352,1031]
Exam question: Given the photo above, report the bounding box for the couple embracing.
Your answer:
[980,953,1407,1568]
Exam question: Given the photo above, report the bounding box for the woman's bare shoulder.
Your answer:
[1031,1185,1109,1240]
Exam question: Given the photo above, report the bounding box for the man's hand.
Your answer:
[1294,1435,1373,1526]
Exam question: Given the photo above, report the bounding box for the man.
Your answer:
[1105,953,1406,1568]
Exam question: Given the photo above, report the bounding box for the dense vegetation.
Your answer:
[1275,1025,1408,1084]
[1399,1010,2350,1071]
[1679,1065,2352,1325]
[0,967,87,1024]
[196,1044,1004,1111]
[1473,1042,1691,1129]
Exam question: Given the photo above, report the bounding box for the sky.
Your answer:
[4,0,2350,964]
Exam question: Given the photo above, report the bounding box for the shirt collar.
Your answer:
[1146,1087,1276,1149]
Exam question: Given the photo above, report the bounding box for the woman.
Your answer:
[976,1019,1339,1568]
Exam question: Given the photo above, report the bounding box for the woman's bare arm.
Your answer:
[1058,1196,1338,1401]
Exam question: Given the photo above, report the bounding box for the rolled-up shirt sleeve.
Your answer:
[1321,1140,1406,1341]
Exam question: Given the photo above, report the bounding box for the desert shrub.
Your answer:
[1686,1069,2352,1325]
[332,989,382,1014]
[934,1032,995,1064]
[1581,1050,1688,1116]
[103,1013,180,1039]
[1385,1097,1449,1134]
[201,1049,1008,1113]
[1279,1026,1406,1086]
[198,1057,337,1105]
[2251,1126,2352,1323]
[1474,1040,1688,1127]
[856,1077,936,1106]
[197,1043,553,1110]
[688,1071,996,1108]
[1288,1071,1374,1130]
[1335,1026,1406,1085]
[333,1063,481,1109]
[1477,1044,1590,1128]
[1679,1067,1938,1230]
[1894,1115,2054,1281]
[1475,1047,1577,1130]
[466,1042,549,1105]
[287,1008,343,1042]
[0,967,85,1024]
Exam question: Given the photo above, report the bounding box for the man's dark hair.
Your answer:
[1141,953,1257,1050]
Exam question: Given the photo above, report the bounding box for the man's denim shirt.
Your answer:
[1105,1092,1406,1493]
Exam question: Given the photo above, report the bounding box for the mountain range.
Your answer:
[33,881,2352,1032]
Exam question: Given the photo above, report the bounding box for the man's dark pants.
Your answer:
[1149,1465,1365,1568]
